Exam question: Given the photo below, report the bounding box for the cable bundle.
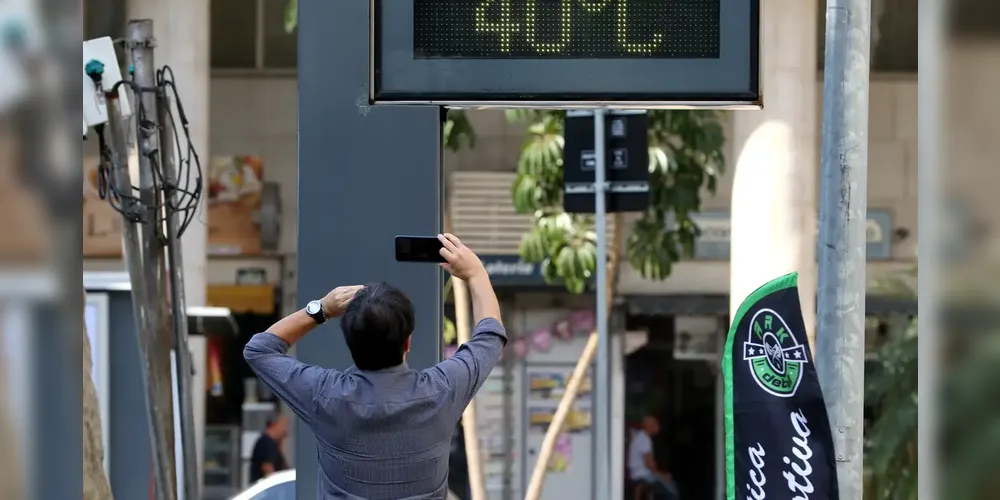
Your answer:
[91,64,204,243]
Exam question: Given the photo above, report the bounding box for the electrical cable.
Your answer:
[156,65,204,238]
[89,63,149,224]
[89,63,204,239]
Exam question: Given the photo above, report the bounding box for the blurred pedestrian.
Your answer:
[248,412,290,483]
[244,234,506,499]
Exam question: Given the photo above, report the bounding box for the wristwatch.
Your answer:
[305,300,327,324]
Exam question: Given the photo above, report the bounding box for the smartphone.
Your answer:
[394,235,446,263]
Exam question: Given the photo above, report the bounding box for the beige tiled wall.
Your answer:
[862,78,918,260]
[211,77,300,253]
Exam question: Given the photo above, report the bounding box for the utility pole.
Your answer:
[123,19,178,500]
[105,86,177,500]
[815,0,871,499]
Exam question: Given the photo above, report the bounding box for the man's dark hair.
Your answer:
[341,282,415,370]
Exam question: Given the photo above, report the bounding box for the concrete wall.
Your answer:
[208,77,526,254]
[208,76,919,294]
[211,77,300,254]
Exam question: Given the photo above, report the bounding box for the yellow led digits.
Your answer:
[474,0,514,53]
[578,0,611,12]
[414,0,718,59]
[525,0,572,54]
[616,0,663,54]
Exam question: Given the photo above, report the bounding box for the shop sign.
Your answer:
[442,255,562,288]
[479,255,546,287]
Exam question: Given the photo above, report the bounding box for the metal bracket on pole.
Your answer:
[564,110,650,214]
[123,37,157,49]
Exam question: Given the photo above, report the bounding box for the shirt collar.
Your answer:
[350,361,411,374]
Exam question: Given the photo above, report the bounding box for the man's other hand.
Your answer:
[438,233,487,282]
[321,285,364,318]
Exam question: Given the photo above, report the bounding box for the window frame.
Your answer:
[211,0,298,76]
[815,0,917,75]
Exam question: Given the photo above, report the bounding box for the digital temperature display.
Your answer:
[414,0,720,59]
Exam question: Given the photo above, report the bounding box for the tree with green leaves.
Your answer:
[862,269,917,500]
[516,110,727,496]
[284,0,298,33]
[864,315,917,500]
[508,109,727,293]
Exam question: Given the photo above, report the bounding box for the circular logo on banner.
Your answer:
[742,308,809,398]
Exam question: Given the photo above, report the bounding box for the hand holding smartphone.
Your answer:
[394,235,446,263]
[396,234,499,323]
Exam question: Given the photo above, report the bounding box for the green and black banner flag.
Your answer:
[723,272,839,500]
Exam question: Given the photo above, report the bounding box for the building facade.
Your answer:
[81,1,935,499]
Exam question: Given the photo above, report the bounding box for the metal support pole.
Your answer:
[593,109,610,500]
[106,89,177,500]
[816,0,871,498]
[105,93,148,302]
[126,19,179,500]
[159,87,200,500]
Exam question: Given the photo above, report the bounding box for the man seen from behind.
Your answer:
[244,234,505,499]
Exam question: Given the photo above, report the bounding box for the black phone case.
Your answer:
[394,236,446,263]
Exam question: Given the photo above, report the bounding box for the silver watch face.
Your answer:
[306,300,322,315]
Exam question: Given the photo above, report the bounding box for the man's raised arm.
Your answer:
[429,234,507,413]
[243,285,362,425]
[467,266,502,326]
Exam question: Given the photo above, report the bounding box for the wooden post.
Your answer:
[0,308,24,499]
[443,205,486,499]
[524,215,623,500]
[453,276,487,500]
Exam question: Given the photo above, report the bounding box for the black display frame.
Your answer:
[371,0,761,108]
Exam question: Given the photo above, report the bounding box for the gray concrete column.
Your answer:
[730,0,819,347]
[295,0,442,496]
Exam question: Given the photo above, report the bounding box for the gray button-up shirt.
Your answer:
[244,317,507,499]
